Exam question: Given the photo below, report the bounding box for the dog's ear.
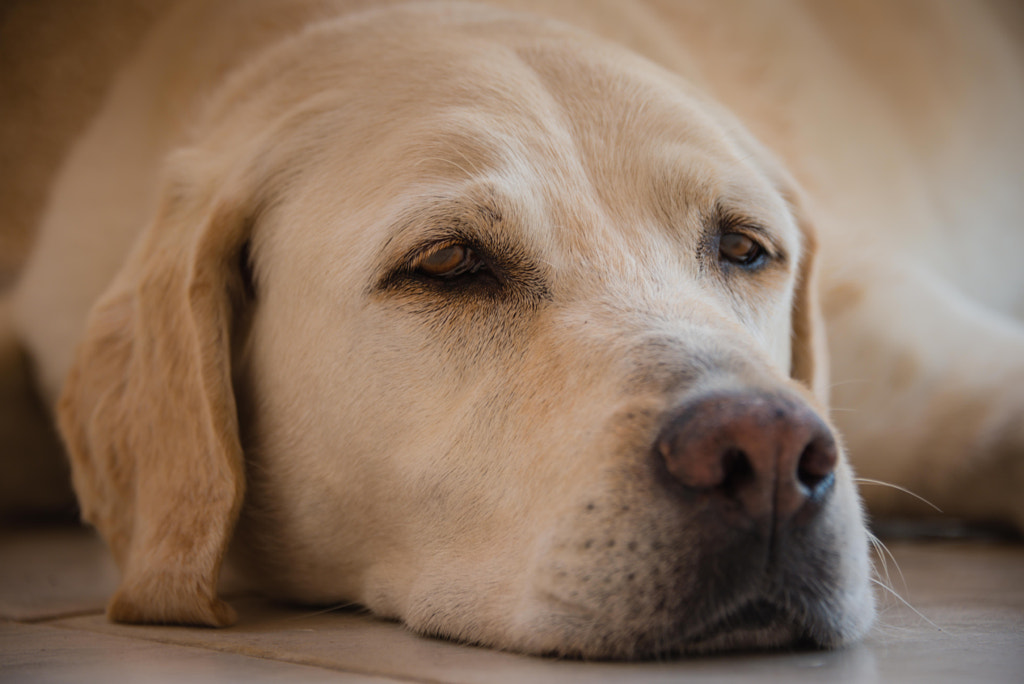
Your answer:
[785,187,830,405]
[57,156,254,627]
[723,121,831,406]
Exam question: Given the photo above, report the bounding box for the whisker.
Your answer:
[854,477,943,512]
[870,620,933,639]
[869,577,944,633]
[867,534,891,588]
[828,379,871,389]
[282,602,359,621]
[867,530,907,591]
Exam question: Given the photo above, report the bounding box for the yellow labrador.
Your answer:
[7,0,1023,659]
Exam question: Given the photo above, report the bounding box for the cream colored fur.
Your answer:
[9,0,1023,659]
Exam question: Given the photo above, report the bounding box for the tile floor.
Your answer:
[1,523,1022,683]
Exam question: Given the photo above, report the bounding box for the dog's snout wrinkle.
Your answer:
[656,391,838,525]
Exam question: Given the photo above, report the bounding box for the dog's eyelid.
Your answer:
[719,232,764,267]
[373,198,551,300]
[411,241,491,279]
[727,227,777,259]
[714,203,768,238]
[372,229,509,295]
[711,217,787,271]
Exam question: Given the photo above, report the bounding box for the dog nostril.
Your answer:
[796,434,838,497]
[721,448,755,496]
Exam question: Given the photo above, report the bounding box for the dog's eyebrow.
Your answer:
[379,196,506,259]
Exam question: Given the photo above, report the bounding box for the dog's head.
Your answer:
[59,5,874,658]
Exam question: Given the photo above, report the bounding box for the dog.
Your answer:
[5,0,1023,660]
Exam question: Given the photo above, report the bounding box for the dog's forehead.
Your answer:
[253,9,800,297]
[346,20,798,255]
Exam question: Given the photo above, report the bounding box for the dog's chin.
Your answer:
[512,576,871,660]
[674,599,820,656]
[404,588,855,661]
[523,601,834,660]
[677,624,807,658]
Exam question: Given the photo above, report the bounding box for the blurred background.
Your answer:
[0,0,170,288]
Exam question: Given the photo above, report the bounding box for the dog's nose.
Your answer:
[656,391,837,522]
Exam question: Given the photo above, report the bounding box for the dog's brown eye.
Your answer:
[414,244,485,278]
[719,232,764,267]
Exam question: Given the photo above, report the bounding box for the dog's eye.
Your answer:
[414,244,487,279]
[719,232,765,267]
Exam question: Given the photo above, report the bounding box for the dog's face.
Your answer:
[60,6,874,659]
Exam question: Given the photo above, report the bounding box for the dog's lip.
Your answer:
[678,598,807,653]
[530,585,818,657]
[698,598,785,633]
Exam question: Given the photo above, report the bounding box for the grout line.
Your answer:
[7,607,106,624]
[40,619,454,684]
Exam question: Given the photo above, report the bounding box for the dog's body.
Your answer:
[5,0,1023,659]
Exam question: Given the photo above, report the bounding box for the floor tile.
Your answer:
[0,620,407,684]
[38,605,891,684]
[5,524,1022,683]
[51,539,1024,684]
[0,525,251,622]
[0,526,116,621]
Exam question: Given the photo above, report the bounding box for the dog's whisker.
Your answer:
[283,602,359,621]
[868,577,943,633]
[867,534,891,587]
[854,478,942,512]
[869,620,933,639]
[866,530,907,592]
[827,379,871,389]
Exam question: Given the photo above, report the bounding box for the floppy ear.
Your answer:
[57,161,252,627]
[722,121,831,406]
[785,188,830,405]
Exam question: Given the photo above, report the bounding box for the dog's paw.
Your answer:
[107,572,237,627]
